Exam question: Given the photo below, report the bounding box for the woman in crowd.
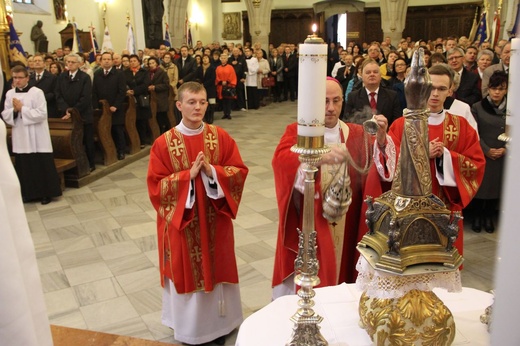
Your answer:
[124,54,151,147]
[380,50,398,81]
[196,54,217,123]
[427,52,447,68]
[161,52,178,100]
[48,62,63,75]
[388,57,408,111]
[147,57,171,134]
[256,49,271,106]
[121,55,131,70]
[215,52,237,120]
[352,43,361,57]
[344,57,364,98]
[269,47,284,102]
[470,71,508,233]
[474,49,494,91]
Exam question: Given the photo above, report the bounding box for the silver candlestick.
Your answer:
[286,136,329,346]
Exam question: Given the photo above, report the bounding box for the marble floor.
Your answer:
[25,100,499,345]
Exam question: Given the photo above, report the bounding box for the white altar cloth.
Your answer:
[235,283,492,346]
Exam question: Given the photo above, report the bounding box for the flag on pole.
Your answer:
[185,14,192,46]
[88,24,99,63]
[476,11,489,45]
[468,7,479,43]
[126,22,136,55]
[102,25,113,52]
[490,10,501,48]
[72,22,83,53]
[6,15,27,66]
[512,3,520,38]
[164,23,171,47]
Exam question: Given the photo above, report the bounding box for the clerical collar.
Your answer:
[324,121,341,144]
[428,109,445,125]
[176,120,204,135]
[15,84,31,93]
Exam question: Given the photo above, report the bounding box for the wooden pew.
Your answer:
[5,108,89,190]
[148,91,161,142]
[167,85,178,128]
[123,95,141,154]
[93,100,117,166]
[48,108,90,186]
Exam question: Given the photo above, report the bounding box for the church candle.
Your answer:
[297,29,327,137]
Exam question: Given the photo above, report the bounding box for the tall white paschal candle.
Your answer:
[297,33,327,137]
[491,37,520,345]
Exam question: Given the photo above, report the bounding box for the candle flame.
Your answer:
[312,24,317,33]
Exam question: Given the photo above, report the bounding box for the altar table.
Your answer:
[235,283,492,346]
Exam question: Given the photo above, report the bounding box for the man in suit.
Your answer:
[344,59,401,126]
[175,45,197,88]
[92,52,128,161]
[229,47,248,110]
[55,53,95,171]
[335,54,355,92]
[447,47,481,107]
[174,45,197,122]
[29,54,56,117]
[282,45,297,102]
[481,41,511,97]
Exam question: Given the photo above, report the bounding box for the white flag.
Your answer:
[102,25,113,52]
[126,23,136,55]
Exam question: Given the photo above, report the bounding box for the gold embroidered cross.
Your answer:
[206,133,218,150]
[192,246,202,262]
[460,160,475,177]
[445,124,458,142]
[163,195,175,211]
[169,139,184,156]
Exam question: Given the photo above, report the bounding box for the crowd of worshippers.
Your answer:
[1,36,510,210]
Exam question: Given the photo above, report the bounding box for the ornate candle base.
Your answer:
[359,289,456,346]
[286,143,330,346]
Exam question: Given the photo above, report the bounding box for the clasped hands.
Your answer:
[429,137,444,158]
[190,151,213,179]
[486,148,506,160]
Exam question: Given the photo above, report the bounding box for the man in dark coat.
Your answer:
[282,46,297,102]
[344,59,401,127]
[29,54,56,118]
[55,53,95,171]
[93,52,127,160]
[175,45,197,87]
[174,45,197,123]
[228,47,247,110]
[447,47,481,107]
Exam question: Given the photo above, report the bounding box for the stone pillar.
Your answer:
[244,0,273,49]
[169,0,189,48]
[380,0,409,47]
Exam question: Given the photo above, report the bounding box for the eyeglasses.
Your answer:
[447,56,463,61]
[489,87,507,91]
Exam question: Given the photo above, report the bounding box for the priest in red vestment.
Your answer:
[147,82,248,345]
[272,78,397,299]
[362,63,485,256]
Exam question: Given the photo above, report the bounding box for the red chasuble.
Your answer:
[272,122,373,288]
[147,124,248,294]
[362,112,485,254]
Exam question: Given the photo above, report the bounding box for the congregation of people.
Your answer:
[1,30,511,345]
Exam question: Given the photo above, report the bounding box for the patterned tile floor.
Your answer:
[25,100,498,345]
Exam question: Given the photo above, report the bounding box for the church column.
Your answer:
[380,0,409,46]
[244,0,273,49]
[169,0,189,48]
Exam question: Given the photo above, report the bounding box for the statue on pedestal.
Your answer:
[30,21,48,54]
[142,0,164,48]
